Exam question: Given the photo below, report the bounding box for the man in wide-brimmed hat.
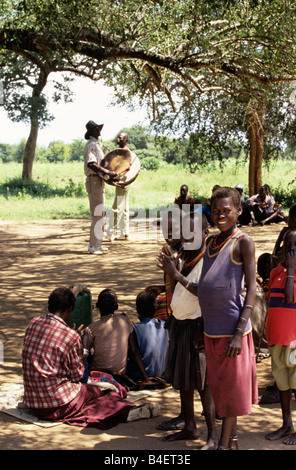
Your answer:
[83,120,118,254]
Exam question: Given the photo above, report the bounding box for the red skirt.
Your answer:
[34,383,134,429]
[204,333,258,417]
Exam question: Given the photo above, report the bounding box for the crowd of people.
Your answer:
[20,121,296,450]
[201,183,287,228]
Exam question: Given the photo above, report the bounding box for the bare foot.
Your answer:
[283,433,296,445]
[265,425,294,441]
[200,433,219,450]
[163,429,200,441]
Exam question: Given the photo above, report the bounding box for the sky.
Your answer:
[0,75,148,147]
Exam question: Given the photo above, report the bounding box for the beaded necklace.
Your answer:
[210,228,240,252]
[183,249,205,268]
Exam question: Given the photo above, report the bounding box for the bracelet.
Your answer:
[236,327,243,332]
[240,317,247,323]
[83,348,89,357]
[287,276,294,278]
[244,304,253,310]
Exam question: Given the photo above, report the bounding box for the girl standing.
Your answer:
[198,186,258,450]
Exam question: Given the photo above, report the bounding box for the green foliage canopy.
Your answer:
[2,1,296,185]
[2,0,296,112]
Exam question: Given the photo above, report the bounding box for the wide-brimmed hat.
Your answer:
[84,120,104,139]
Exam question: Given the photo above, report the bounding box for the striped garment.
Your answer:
[154,274,173,321]
[266,262,296,346]
[154,293,171,320]
[22,313,84,409]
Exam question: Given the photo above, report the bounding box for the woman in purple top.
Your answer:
[198,187,258,450]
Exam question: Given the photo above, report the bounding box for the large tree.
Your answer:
[1,0,296,186]
[0,53,72,178]
[150,80,296,194]
[0,48,105,179]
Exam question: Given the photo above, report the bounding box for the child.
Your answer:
[198,186,258,450]
[256,203,296,284]
[268,203,296,272]
[152,208,183,321]
[265,228,296,445]
[88,289,149,382]
[157,212,218,450]
[126,289,169,380]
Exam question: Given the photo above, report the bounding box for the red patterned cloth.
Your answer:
[22,313,84,409]
[155,293,171,321]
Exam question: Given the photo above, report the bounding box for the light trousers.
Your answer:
[107,185,131,238]
[85,176,105,247]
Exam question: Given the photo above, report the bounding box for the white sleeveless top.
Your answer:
[170,259,203,320]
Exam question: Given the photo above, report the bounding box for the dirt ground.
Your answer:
[0,216,295,452]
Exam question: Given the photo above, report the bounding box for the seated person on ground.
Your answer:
[22,286,159,428]
[88,288,149,381]
[126,290,169,380]
[245,184,286,226]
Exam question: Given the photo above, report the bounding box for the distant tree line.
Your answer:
[1,125,296,172]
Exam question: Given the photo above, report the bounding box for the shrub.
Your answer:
[140,156,160,171]
[1,177,85,198]
[272,178,296,209]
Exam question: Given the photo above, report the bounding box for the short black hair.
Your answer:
[257,253,271,281]
[48,287,76,314]
[136,290,157,318]
[211,186,241,209]
[96,288,118,315]
[260,184,270,193]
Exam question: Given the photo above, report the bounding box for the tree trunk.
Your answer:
[246,100,265,196]
[22,116,39,180]
[21,69,49,180]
